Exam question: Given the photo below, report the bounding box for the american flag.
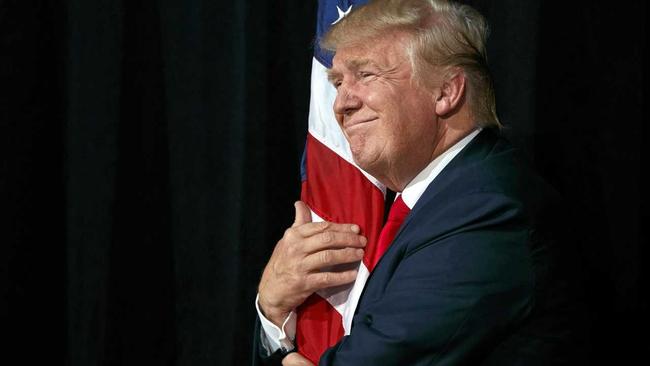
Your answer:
[296,0,386,363]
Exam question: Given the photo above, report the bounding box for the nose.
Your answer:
[333,82,362,121]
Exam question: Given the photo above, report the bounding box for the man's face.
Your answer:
[329,33,439,186]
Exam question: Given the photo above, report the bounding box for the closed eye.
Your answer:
[359,71,374,79]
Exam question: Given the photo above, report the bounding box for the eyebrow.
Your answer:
[346,58,373,70]
[327,58,377,83]
[326,69,342,84]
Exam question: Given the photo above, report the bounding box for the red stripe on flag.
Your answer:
[301,134,384,229]
[297,133,384,364]
[295,293,344,364]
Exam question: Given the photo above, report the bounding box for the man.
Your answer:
[255,0,583,364]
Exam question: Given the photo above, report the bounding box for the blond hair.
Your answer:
[321,0,500,128]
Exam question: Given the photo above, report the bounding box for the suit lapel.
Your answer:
[379,128,503,263]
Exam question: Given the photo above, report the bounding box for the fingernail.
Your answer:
[360,236,367,245]
[351,224,360,233]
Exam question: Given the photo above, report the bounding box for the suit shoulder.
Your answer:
[424,130,560,220]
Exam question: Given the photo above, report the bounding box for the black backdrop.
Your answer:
[1,0,645,364]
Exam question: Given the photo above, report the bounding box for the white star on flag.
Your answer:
[332,5,352,24]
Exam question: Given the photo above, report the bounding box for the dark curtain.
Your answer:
[1,0,644,364]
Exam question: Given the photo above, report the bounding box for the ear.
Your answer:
[434,70,466,116]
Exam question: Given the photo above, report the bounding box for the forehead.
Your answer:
[330,32,411,73]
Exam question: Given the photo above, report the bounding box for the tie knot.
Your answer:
[387,195,410,223]
[364,194,411,272]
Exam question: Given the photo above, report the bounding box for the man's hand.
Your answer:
[282,352,315,366]
[258,201,367,327]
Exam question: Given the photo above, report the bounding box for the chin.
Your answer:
[349,140,383,174]
[353,153,381,176]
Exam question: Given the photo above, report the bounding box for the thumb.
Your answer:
[292,201,312,227]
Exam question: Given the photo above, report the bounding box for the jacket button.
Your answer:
[364,314,373,324]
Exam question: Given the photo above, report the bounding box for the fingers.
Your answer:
[292,201,312,227]
[302,247,364,271]
[300,230,367,254]
[295,220,360,237]
[259,203,367,318]
[307,268,359,289]
[283,219,366,255]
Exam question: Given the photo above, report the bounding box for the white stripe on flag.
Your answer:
[312,209,372,336]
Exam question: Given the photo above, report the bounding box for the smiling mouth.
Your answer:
[344,118,377,130]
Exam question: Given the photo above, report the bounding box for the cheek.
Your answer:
[364,88,386,111]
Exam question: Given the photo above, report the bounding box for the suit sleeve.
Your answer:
[320,192,537,365]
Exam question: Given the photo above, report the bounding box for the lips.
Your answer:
[343,117,378,131]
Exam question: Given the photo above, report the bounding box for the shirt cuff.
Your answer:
[255,293,297,354]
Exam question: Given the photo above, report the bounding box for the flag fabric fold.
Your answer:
[295,0,386,363]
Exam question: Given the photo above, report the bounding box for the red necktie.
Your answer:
[364,194,411,271]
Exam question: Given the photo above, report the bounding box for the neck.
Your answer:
[385,119,476,192]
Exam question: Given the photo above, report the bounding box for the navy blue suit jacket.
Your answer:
[255,129,585,365]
